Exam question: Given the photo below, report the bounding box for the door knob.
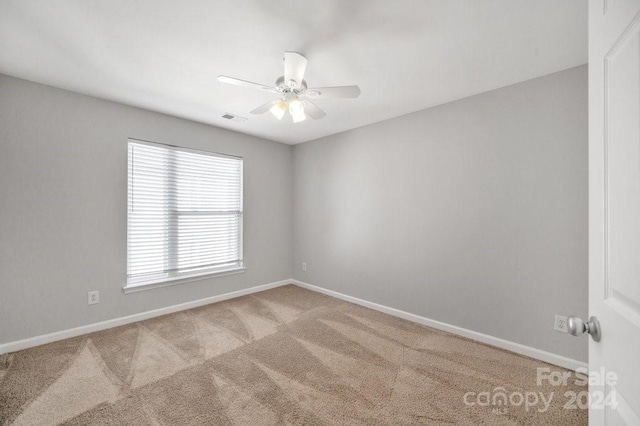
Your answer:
[567,316,601,342]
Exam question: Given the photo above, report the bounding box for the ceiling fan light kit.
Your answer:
[288,96,306,122]
[217,51,361,123]
[269,100,287,120]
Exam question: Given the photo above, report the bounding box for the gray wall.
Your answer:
[1,67,588,362]
[293,65,588,361]
[0,74,293,345]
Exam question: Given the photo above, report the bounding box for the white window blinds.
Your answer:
[127,139,243,287]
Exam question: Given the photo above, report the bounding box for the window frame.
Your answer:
[124,138,245,293]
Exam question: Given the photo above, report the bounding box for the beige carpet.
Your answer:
[0,285,587,425]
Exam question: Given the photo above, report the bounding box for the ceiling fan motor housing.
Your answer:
[275,76,307,94]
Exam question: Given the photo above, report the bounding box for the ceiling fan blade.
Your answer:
[304,85,361,99]
[217,75,279,93]
[250,98,280,115]
[283,52,308,90]
[303,100,327,119]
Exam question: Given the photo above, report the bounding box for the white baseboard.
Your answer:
[0,279,290,355]
[291,279,588,372]
[1,278,588,372]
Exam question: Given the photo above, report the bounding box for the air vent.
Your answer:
[221,113,247,122]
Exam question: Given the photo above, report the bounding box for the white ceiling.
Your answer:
[0,0,587,145]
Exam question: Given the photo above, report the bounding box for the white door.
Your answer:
[589,0,640,424]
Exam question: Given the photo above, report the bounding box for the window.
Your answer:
[126,139,243,290]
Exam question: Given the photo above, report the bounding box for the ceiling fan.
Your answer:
[217,52,361,123]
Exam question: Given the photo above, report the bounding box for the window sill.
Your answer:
[123,267,246,294]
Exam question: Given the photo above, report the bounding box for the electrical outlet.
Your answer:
[554,314,568,333]
[88,291,99,305]
[302,262,307,272]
